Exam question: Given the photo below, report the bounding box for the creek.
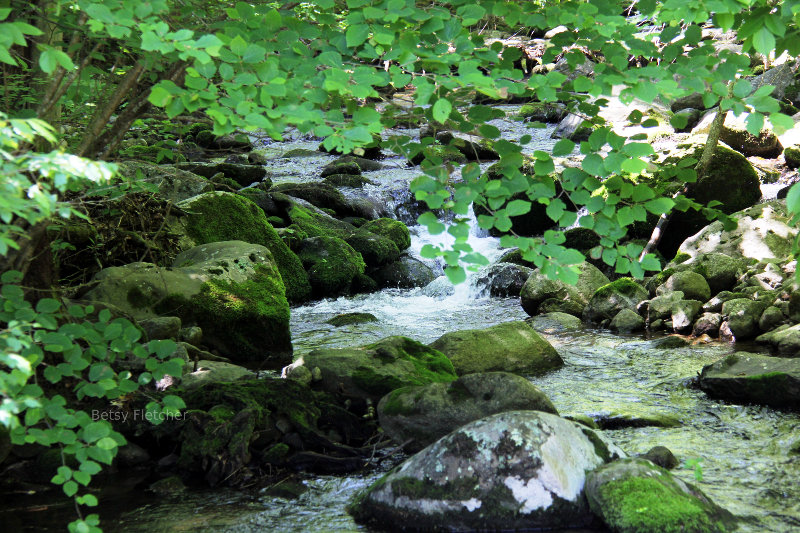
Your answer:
[5,106,800,532]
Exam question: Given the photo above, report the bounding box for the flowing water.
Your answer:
[6,106,800,532]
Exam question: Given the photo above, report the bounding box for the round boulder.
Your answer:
[583,279,649,324]
[659,271,711,302]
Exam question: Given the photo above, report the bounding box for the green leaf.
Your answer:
[418,212,446,234]
[752,26,776,56]
[786,183,800,215]
[82,422,110,443]
[552,139,575,156]
[746,113,764,136]
[644,197,675,215]
[432,98,452,124]
[346,24,370,47]
[445,266,466,284]
[63,480,78,497]
[506,199,531,217]
[148,86,172,107]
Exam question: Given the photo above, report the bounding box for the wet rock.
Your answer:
[430,321,563,376]
[476,262,533,297]
[323,173,374,188]
[518,102,567,123]
[420,276,456,299]
[658,271,711,302]
[525,312,583,334]
[520,262,610,317]
[139,316,182,340]
[584,279,649,324]
[377,372,558,452]
[360,218,411,251]
[179,326,203,345]
[750,62,799,101]
[345,230,400,268]
[759,305,786,332]
[350,411,621,532]
[181,360,253,391]
[698,352,800,408]
[686,252,746,295]
[785,145,800,169]
[371,256,435,289]
[670,93,707,113]
[695,110,783,158]
[590,410,680,430]
[116,441,151,467]
[149,476,186,496]
[283,336,457,403]
[652,336,690,348]
[640,446,679,470]
[645,291,685,321]
[692,312,723,337]
[721,298,768,340]
[326,312,378,327]
[586,458,735,533]
[702,291,748,313]
[610,309,645,333]
[270,182,358,218]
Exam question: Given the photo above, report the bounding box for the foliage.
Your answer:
[0,117,185,532]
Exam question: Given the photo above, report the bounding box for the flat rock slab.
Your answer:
[698,352,800,409]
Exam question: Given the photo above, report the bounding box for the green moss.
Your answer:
[352,367,407,395]
[380,388,417,416]
[345,230,400,267]
[391,475,479,500]
[127,286,158,309]
[262,443,290,463]
[594,278,644,300]
[581,428,612,462]
[763,230,792,258]
[596,476,726,533]
[672,252,691,264]
[297,236,366,297]
[181,192,311,303]
[287,202,355,239]
[360,218,412,251]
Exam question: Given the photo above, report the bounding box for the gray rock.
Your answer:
[756,323,800,355]
[584,279,649,324]
[646,291,685,321]
[180,360,253,391]
[117,161,214,203]
[526,312,584,334]
[378,372,558,451]
[372,256,435,289]
[640,446,679,469]
[692,312,723,337]
[476,262,533,297]
[610,309,645,333]
[138,316,181,340]
[351,411,622,532]
[688,252,746,294]
[586,458,734,533]
[759,306,786,332]
[658,271,711,302]
[551,113,593,141]
[721,298,769,340]
[521,262,610,317]
[698,352,800,408]
[430,321,563,376]
[750,62,800,101]
[671,300,703,333]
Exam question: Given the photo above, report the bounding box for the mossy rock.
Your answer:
[116,161,214,203]
[658,271,711,302]
[286,336,457,403]
[176,192,311,303]
[325,312,378,327]
[175,162,267,187]
[360,218,411,251]
[584,278,648,324]
[410,144,468,165]
[345,230,401,267]
[518,102,567,123]
[323,173,375,188]
[371,256,436,289]
[297,236,366,298]
[784,145,800,169]
[119,145,184,163]
[698,352,800,408]
[586,458,735,533]
[280,148,322,158]
[430,321,563,376]
[270,182,355,217]
[378,372,558,452]
[521,262,610,317]
[286,200,358,240]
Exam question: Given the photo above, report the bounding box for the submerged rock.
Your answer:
[698,352,800,408]
[429,321,563,376]
[586,458,735,533]
[526,312,584,334]
[350,410,622,531]
[377,372,558,451]
[326,312,378,327]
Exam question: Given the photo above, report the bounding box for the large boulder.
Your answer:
[694,111,783,158]
[698,352,800,408]
[297,236,366,298]
[429,321,563,376]
[683,252,747,295]
[283,336,457,403]
[116,161,213,203]
[344,230,400,268]
[521,262,610,317]
[350,410,621,531]
[377,372,558,452]
[586,458,735,533]
[658,271,711,302]
[584,279,649,324]
[83,241,291,367]
[756,323,800,355]
[476,262,533,297]
[677,201,796,263]
[175,162,267,187]
[371,256,436,289]
[650,140,762,257]
[174,192,311,303]
[360,218,411,251]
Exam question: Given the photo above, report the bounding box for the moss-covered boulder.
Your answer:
[583,279,649,324]
[756,323,800,355]
[325,312,378,327]
[586,458,735,533]
[83,241,291,366]
[270,182,362,218]
[678,201,796,263]
[284,336,457,403]
[360,218,412,251]
[344,230,400,267]
[410,144,468,165]
[721,298,769,340]
[378,372,558,452]
[526,312,584,334]
[650,139,762,257]
[518,102,567,123]
[698,352,800,408]
[610,309,645,333]
[350,410,622,531]
[297,236,365,298]
[175,192,310,303]
[684,252,746,295]
[180,360,253,391]
[658,271,711,302]
[521,262,610,317]
[695,110,783,158]
[371,256,435,289]
[284,199,358,239]
[429,321,563,376]
[323,173,375,188]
